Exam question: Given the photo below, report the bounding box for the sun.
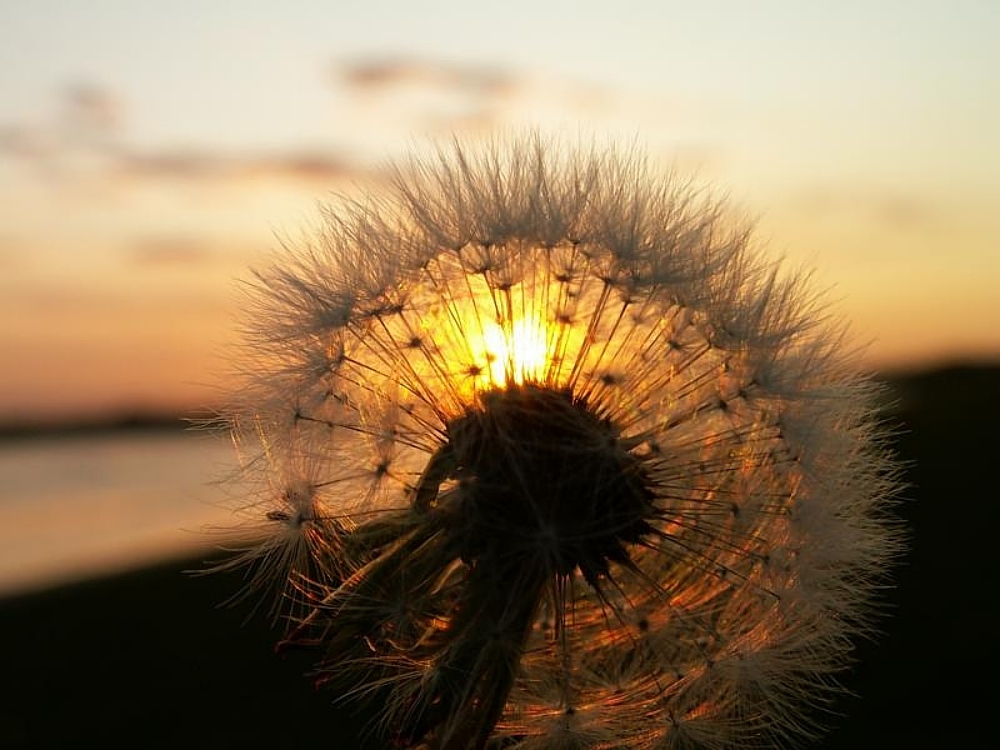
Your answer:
[481,314,550,386]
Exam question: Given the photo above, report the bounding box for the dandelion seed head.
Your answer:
[216,133,902,749]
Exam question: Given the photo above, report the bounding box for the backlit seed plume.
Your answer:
[217,134,901,749]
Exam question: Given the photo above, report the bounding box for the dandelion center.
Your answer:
[423,383,655,585]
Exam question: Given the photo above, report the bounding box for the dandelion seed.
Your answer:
[214,134,902,749]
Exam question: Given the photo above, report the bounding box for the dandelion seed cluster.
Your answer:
[218,135,900,749]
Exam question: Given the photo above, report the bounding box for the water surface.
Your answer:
[0,430,245,595]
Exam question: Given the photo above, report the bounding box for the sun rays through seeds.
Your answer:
[212,134,902,750]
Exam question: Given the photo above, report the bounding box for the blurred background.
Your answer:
[1,1,997,747]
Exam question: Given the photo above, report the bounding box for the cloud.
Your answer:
[332,56,529,137]
[0,125,56,161]
[3,67,620,192]
[60,83,123,135]
[790,185,944,232]
[332,55,624,140]
[128,235,211,267]
[0,84,121,166]
[338,56,516,98]
[0,84,364,188]
[110,149,358,184]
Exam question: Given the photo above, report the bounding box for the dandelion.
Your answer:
[216,134,901,749]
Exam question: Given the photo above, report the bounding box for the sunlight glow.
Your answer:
[481,315,550,386]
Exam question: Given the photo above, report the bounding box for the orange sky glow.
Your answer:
[1,2,998,422]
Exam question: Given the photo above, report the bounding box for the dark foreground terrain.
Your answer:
[1,364,996,748]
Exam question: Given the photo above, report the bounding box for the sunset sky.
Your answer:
[2,1,998,422]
